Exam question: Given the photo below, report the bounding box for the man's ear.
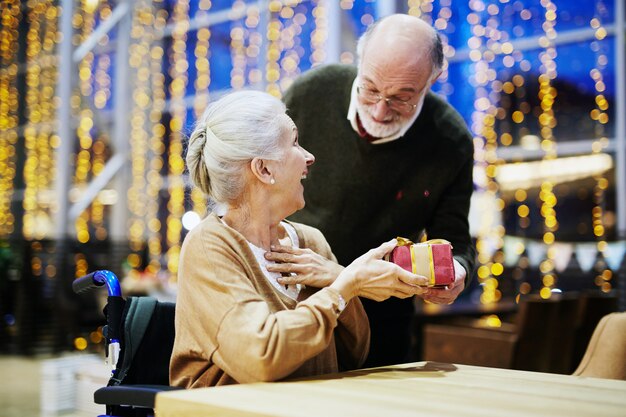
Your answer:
[429,69,443,86]
[250,157,274,185]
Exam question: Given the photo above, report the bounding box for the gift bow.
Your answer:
[395,237,452,247]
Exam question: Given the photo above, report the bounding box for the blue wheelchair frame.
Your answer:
[73,270,181,417]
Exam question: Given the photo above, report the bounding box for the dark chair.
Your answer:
[423,294,588,373]
[569,291,618,373]
[73,271,182,417]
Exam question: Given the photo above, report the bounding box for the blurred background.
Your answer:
[0,0,625,413]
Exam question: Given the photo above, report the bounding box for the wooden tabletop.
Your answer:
[155,362,626,417]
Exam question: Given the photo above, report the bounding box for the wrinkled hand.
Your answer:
[420,258,466,305]
[265,245,344,288]
[332,239,429,302]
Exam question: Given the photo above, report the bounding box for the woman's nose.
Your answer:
[304,149,315,166]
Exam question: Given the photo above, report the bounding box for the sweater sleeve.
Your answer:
[294,223,370,370]
[425,140,477,281]
[174,224,347,384]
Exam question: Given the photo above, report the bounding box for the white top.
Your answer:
[246,222,302,300]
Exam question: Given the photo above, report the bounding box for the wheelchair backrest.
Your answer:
[109,296,176,387]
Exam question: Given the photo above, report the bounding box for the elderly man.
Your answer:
[279,14,476,367]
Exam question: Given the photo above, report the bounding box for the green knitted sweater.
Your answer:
[285,65,476,314]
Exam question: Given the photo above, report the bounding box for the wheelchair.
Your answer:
[73,270,182,417]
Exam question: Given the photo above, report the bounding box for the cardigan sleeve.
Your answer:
[174,224,348,384]
[294,223,370,370]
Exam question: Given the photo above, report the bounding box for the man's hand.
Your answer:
[420,258,466,304]
[265,245,344,288]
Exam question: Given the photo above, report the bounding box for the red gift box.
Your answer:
[386,237,455,287]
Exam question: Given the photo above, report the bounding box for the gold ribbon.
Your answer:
[395,237,452,247]
[428,245,435,285]
[395,237,414,246]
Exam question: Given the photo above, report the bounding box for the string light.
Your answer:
[589,2,611,293]
[309,0,327,68]
[279,2,304,92]
[433,0,453,99]
[230,1,247,90]
[165,0,190,276]
[90,19,112,241]
[337,0,355,65]
[497,5,535,299]
[145,0,168,274]
[23,0,58,240]
[74,1,98,245]
[93,0,113,244]
[126,0,156,267]
[0,0,21,237]
[536,0,559,300]
[407,0,434,21]
[265,2,283,97]
[190,1,212,231]
[468,1,503,306]
[245,4,263,87]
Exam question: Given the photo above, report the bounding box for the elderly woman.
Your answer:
[170,90,426,388]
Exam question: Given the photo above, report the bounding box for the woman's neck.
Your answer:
[222,204,284,250]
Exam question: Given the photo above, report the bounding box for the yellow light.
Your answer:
[542,274,555,287]
[483,314,502,328]
[89,331,103,344]
[491,263,504,276]
[539,260,554,273]
[517,205,529,218]
[74,337,88,350]
[540,287,552,299]
[595,27,607,40]
[502,81,514,94]
[500,133,512,146]
[543,232,555,244]
[477,265,490,279]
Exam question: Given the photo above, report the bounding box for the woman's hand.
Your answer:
[265,245,344,288]
[331,239,429,302]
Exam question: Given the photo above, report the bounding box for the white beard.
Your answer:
[356,92,426,139]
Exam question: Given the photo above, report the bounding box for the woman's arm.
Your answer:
[174,229,347,384]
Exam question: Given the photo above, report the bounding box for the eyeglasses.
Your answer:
[357,86,418,113]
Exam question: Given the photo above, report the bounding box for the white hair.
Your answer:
[355,15,443,77]
[186,90,287,206]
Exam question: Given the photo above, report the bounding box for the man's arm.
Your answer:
[421,144,476,304]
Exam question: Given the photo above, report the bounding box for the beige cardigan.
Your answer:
[170,213,370,388]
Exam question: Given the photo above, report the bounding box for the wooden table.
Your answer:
[155,362,626,417]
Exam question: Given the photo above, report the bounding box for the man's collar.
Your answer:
[346,77,421,145]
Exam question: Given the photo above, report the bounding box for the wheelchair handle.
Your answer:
[72,270,122,297]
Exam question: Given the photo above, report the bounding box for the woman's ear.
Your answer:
[250,157,274,185]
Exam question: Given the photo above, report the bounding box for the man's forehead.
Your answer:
[359,59,431,91]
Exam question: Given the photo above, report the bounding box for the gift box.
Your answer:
[386,237,455,287]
